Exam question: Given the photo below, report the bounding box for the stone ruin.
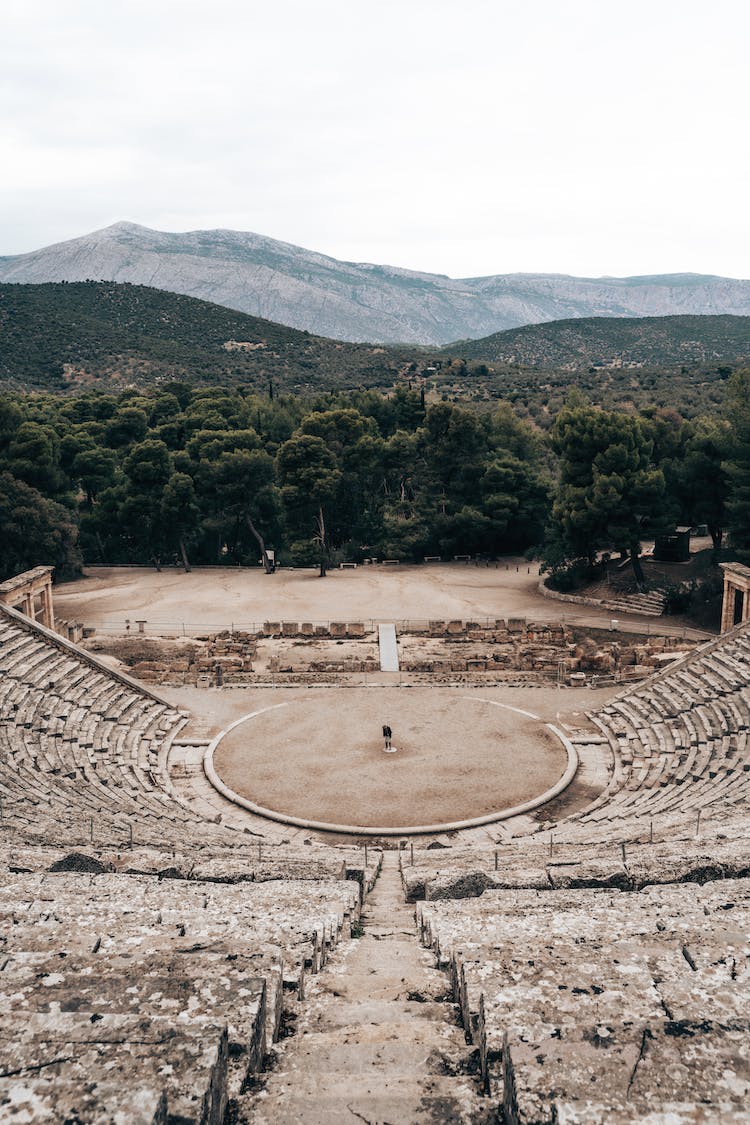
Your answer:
[0,564,55,630]
[82,617,696,688]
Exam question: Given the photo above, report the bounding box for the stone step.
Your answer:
[244,1073,493,1125]
[318,967,449,1002]
[266,1024,469,1073]
[309,999,459,1027]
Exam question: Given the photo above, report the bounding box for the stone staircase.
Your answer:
[236,852,495,1124]
[583,583,667,617]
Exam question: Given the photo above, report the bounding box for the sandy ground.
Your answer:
[159,681,616,829]
[210,688,566,828]
[54,562,709,639]
[160,683,616,740]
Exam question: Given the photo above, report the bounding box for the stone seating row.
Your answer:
[0,609,241,852]
[0,840,381,888]
[0,848,380,915]
[0,1012,228,1124]
[401,835,750,901]
[416,879,750,1120]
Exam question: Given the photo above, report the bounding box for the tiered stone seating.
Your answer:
[0,602,383,1119]
[543,622,750,845]
[417,879,750,1120]
[0,861,362,1119]
[5,596,750,1119]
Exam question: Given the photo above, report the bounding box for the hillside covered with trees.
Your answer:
[443,314,750,369]
[0,282,416,394]
[1,283,747,424]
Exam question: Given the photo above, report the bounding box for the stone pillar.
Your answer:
[720,563,750,633]
[22,592,34,620]
[721,572,734,633]
[40,583,55,630]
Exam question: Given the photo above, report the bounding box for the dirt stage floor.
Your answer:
[210,688,566,829]
[159,680,616,830]
[54,562,708,639]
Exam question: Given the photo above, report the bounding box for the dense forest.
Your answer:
[0,373,748,596]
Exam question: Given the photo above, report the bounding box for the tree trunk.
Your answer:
[709,525,723,552]
[245,513,273,574]
[316,504,327,577]
[630,547,645,588]
[179,536,191,573]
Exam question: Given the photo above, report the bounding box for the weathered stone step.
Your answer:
[265,1024,469,1073]
[246,1073,493,1125]
[319,968,448,1002]
[309,998,460,1027]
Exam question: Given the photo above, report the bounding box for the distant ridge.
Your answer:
[442,314,750,370]
[1,221,750,345]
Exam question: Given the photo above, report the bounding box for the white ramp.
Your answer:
[378,623,399,672]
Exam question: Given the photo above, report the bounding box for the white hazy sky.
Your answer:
[2,0,748,279]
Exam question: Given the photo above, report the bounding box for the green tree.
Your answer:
[668,416,730,553]
[276,434,342,574]
[212,449,279,572]
[160,472,200,571]
[119,440,174,565]
[3,421,64,495]
[104,406,148,449]
[72,447,118,507]
[0,472,81,580]
[547,402,666,585]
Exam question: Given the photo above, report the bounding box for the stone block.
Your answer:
[300,622,315,636]
[263,622,280,636]
[507,618,526,633]
[446,620,464,635]
[346,622,366,638]
[330,622,346,637]
[281,622,298,637]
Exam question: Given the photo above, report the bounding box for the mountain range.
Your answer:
[2,222,750,346]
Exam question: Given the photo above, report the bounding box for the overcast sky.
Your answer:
[2,0,748,279]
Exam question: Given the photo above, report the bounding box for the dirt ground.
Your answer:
[161,682,616,741]
[53,562,709,639]
[210,688,567,829]
[159,680,616,829]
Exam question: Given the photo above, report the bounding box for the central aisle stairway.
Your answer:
[242,852,495,1124]
[378,622,400,672]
